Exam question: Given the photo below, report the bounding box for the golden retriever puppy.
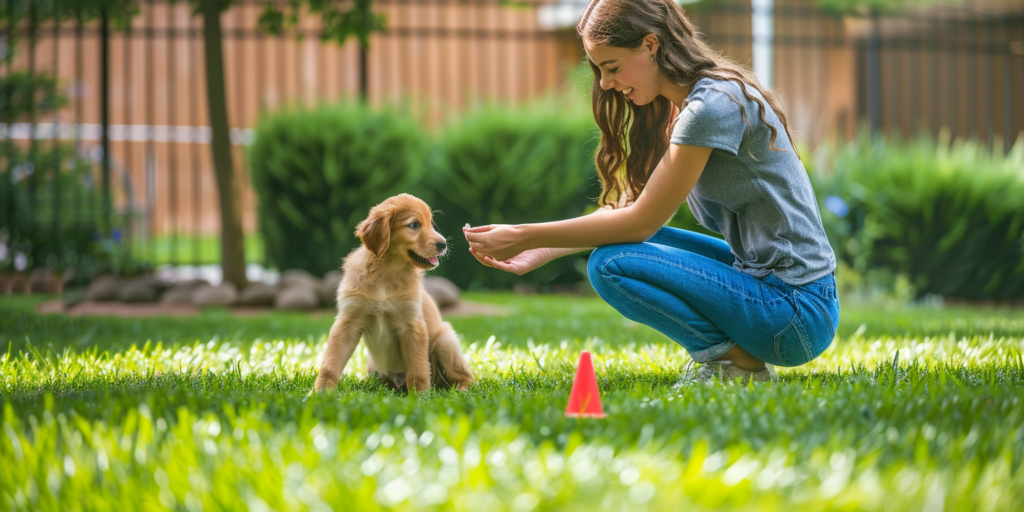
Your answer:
[312,194,476,394]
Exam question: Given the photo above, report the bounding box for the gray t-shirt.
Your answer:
[670,77,836,286]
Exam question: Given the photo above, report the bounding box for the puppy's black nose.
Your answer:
[436,241,447,252]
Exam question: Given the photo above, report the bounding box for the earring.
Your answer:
[650,54,656,62]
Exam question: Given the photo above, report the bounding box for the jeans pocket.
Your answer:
[773,290,837,367]
[773,314,812,367]
[809,298,838,340]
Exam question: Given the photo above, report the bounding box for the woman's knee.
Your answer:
[587,246,624,277]
[587,246,627,292]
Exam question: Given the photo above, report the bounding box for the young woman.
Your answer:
[463,0,839,384]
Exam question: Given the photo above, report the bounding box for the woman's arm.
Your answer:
[465,144,713,261]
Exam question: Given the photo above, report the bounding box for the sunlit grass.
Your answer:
[2,294,1023,510]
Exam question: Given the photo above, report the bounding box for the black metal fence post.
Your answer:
[190,13,202,266]
[75,14,85,237]
[1003,15,1012,154]
[4,0,15,256]
[50,12,61,267]
[123,15,133,262]
[26,2,36,232]
[359,46,368,103]
[100,8,111,236]
[167,7,179,267]
[867,11,881,138]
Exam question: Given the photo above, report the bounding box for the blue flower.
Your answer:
[111,229,122,242]
[825,196,849,218]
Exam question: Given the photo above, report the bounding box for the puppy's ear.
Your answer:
[356,208,393,257]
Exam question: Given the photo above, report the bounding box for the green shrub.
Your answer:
[1,142,111,281]
[248,103,430,277]
[0,71,67,121]
[810,130,1024,301]
[423,101,602,289]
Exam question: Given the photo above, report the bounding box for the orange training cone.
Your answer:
[565,351,606,418]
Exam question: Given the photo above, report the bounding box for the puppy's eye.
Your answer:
[409,222,421,229]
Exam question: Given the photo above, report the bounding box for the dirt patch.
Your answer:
[35,299,509,318]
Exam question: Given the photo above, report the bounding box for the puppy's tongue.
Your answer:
[429,257,439,266]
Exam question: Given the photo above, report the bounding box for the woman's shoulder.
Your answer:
[688,77,756,106]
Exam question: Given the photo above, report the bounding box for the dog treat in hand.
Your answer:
[464,223,471,229]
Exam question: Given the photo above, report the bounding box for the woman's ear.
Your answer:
[356,208,393,257]
[644,33,660,56]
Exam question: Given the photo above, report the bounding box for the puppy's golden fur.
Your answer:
[313,194,475,393]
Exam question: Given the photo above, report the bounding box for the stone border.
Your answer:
[35,299,509,318]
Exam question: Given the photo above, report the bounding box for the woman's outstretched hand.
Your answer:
[463,224,526,262]
[469,247,555,276]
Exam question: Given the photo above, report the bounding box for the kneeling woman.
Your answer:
[464,0,839,384]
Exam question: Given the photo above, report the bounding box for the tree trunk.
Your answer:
[201,0,248,289]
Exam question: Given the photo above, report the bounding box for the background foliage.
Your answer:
[810,130,1024,301]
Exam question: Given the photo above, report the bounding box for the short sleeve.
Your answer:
[670,80,748,155]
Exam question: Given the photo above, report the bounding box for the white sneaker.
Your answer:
[674,360,776,386]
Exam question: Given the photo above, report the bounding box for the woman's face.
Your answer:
[584,37,662,105]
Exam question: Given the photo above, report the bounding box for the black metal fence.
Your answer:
[1,0,1022,279]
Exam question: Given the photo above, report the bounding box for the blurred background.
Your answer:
[1,0,1023,308]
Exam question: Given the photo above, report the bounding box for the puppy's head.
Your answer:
[355,194,447,269]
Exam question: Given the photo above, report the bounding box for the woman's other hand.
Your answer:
[463,224,525,261]
[471,248,555,276]
[467,246,495,268]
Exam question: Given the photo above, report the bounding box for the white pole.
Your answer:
[751,0,774,88]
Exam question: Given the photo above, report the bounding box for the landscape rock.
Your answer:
[29,268,61,294]
[193,283,238,306]
[9,274,30,293]
[119,280,159,303]
[320,270,344,307]
[62,289,88,308]
[59,267,77,286]
[166,278,205,293]
[280,269,321,290]
[238,282,279,306]
[424,276,460,308]
[86,276,121,301]
[160,287,196,304]
[129,274,173,293]
[275,286,321,310]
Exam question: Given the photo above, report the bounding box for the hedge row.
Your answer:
[809,130,1024,301]
[248,99,599,290]
[249,103,1024,300]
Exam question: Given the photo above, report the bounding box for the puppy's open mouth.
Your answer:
[408,250,440,268]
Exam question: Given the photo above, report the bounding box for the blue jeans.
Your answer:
[587,227,840,367]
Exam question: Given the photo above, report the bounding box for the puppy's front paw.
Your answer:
[307,387,329,398]
[407,375,430,393]
[313,373,340,394]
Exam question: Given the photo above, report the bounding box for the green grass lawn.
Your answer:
[2,294,1023,511]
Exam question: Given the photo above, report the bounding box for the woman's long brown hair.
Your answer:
[578,0,799,207]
